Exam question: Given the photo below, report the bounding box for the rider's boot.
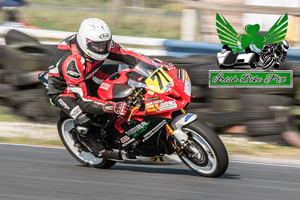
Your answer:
[76,126,104,156]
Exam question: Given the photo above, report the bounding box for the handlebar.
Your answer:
[124,88,145,121]
[126,88,144,108]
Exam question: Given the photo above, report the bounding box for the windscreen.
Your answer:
[127,58,174,93]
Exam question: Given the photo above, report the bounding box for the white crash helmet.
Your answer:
[77,18,112,61]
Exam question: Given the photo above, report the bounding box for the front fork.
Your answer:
[165,108,186,136]
[165,109,197,152]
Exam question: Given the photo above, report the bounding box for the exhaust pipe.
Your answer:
[98,149,121,160]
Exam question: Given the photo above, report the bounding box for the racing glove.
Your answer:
[103,101,128,115]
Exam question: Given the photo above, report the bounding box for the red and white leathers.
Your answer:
[48,34,153,126]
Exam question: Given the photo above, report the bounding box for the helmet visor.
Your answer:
[86,39,111,54]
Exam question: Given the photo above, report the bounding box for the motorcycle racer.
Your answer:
[47,18,168,155]
[256,40,289,69]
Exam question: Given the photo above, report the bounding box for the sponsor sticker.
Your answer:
[163,82,173,93]
[150,156,165,162]
[185,71,190,81]
[146,104,159,112]
[177,69,181,80]
[58,98,70,110]
[125,121,149,137]
[184,79,191,96]
[57,99,70,110]
[146,99,164,106]
[184,114,194,122]
[160,100,177,111]
[146,97,160,101]
[120,135,130,143]
[143,120,166,142]
[100,82,111,90]
[147,90,154,95]
[99,33,110,39]
[122,138,135,147]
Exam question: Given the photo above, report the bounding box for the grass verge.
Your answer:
[0,136,63,147]
[221,135,300,159]
[0,106,22,122]
[17,6,181,39]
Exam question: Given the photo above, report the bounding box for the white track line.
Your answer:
[230,160,300,169]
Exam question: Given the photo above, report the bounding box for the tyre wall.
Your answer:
[1,30,300,146]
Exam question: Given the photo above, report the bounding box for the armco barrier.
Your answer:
[163,40,222,57]
[1,26,300,61]
[0,26,168,56]
[163,39,300,62]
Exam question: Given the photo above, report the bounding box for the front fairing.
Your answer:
[98,58,192,117]
[127,58,190,97]
[143,68,191,115]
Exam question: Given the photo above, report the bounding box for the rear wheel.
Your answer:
[57,114,116,169]
[177,120,229,177]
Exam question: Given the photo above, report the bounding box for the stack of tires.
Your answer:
[280,62,300,147]
[207,88,243,128]
[0,29,59,121]
[1,30,300,147]
[240,92,293,145]
[161,55,300,146]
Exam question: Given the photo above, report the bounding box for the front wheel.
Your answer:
[177,120,228,177]
[57,113,116,169]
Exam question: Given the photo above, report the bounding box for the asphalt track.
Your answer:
[1,143,300,200]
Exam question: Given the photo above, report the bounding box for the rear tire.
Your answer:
[57,113,116,169]
[177,120,229,177]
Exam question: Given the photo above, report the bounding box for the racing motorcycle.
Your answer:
[256,45,286,69]
[40,58,229,177]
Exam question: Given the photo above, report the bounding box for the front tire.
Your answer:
[177,120,228,177]
[57,113,116,169]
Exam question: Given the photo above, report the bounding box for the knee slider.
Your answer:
[76,126,89,135]
[70,105,92,127]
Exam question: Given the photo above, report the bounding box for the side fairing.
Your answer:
[119,116,167,156]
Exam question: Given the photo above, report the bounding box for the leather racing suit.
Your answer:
[47,34,153,127]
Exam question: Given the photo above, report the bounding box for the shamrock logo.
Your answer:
[216,13,288,53]
[239,24,266,50]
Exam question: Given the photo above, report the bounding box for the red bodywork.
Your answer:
[97,68,192,133]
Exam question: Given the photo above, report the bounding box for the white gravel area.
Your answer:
[0,122,59,140]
